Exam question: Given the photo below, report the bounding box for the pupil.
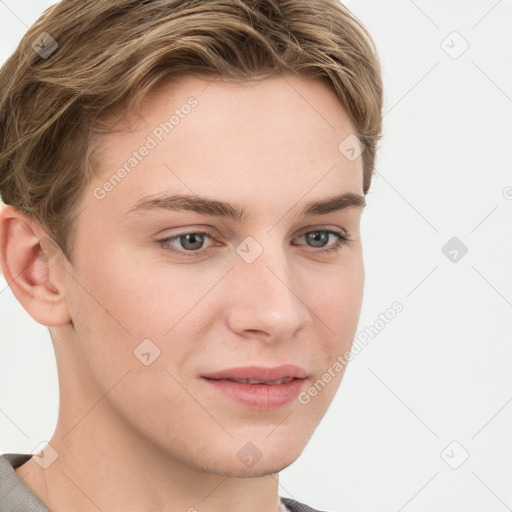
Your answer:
[308,232,328,247]
[182,233,203,250]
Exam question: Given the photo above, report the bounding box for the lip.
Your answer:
[201,365,307,411]
[201,365,307,381]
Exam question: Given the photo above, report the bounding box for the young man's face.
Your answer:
[52,74,365,476]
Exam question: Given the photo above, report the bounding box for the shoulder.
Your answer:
[0,453,49,511]
[281,496,329,512]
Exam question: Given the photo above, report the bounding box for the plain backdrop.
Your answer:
[0,1,511,511]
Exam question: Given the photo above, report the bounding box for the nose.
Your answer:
[225,241,313,343]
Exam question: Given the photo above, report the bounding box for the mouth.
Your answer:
[201,364,307,382]
[206,376,297,385]
[200,365,307,410]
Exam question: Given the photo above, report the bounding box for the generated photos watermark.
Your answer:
[93,96,198,200]
[298,301,404,405]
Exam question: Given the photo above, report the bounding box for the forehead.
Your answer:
[89,74,364,217]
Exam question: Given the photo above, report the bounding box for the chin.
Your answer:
[224,435,308,478]
[213,452,300,478]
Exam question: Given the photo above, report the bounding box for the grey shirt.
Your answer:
[0,453,325,512]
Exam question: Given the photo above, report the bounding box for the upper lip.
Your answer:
[201,365,307,381]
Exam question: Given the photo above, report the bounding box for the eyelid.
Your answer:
[156,225,350,257]
[295,224,348,237]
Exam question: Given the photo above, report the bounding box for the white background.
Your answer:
[0,1,511,511]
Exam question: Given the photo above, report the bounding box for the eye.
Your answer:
[293,229,350,253]
[157,228,350,258]
[157,231,215,257]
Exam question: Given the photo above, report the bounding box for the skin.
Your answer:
[0,73,365,512]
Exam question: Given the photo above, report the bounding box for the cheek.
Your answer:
[299,263,363,416]
[303,256,364,370]
[64,246,217,381]
[64,266,197,424]
[308,256,364,326]
[69,240,183,336]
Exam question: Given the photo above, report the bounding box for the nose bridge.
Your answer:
[226,235,312,340]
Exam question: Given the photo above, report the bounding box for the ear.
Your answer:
[0,204,71,326]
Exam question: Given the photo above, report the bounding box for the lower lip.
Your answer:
[202,378,306,410]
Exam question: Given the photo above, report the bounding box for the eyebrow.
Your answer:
[125,191,366,220]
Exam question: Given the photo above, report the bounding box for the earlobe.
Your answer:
[0,205,71,326]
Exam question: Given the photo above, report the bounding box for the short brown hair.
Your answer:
[0,0,383,263]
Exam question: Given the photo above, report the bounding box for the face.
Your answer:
[57,73,365,477]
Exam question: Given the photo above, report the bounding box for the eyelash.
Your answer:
[157,228,350,258]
